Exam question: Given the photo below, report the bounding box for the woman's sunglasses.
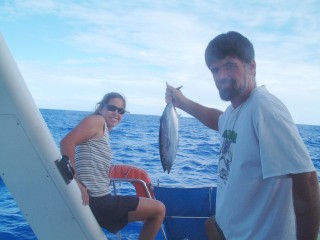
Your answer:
[105,104,127,115]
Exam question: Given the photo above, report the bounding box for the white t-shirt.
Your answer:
[216,86,315,240]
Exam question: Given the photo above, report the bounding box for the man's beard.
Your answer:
[217,77,249,101]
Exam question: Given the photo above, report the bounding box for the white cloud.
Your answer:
[1,0,319,124]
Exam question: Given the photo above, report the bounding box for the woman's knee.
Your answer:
[156,200,166,219]
[135,198,165,219]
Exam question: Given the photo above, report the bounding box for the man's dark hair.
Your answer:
[205,31,255,68]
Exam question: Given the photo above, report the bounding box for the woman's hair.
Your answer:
[93,92,127,115]
[205,31,255,67]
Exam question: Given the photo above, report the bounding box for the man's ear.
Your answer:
[250,60,256,77]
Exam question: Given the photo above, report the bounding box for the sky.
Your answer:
[0,0,319,125]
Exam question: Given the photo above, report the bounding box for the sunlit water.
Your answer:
[1,109,319,239]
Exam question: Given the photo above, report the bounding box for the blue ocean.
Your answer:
[1,109,319,240]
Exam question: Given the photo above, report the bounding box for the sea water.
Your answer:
[0,109,319,240]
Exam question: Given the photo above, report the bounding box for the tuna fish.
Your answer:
[159,102,179,174]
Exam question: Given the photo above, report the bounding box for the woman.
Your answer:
[60,92,165,240]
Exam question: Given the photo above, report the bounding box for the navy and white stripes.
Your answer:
[75,127,112,197]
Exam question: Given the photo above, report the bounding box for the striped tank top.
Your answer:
[75,124,112,197]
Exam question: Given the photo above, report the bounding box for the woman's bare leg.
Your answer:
[128,197,165,240]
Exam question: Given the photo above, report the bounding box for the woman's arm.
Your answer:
[60,115,105,205]
[60,115,105,170]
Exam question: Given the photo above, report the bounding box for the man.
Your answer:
[165,31,320,239]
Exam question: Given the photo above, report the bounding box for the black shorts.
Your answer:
[89,194,139,234]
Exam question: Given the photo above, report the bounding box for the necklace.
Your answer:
[231,102,245,131]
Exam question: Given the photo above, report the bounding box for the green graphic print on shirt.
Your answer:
[219,129,237,184]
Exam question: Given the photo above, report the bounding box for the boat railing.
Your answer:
[109,164,167,240]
